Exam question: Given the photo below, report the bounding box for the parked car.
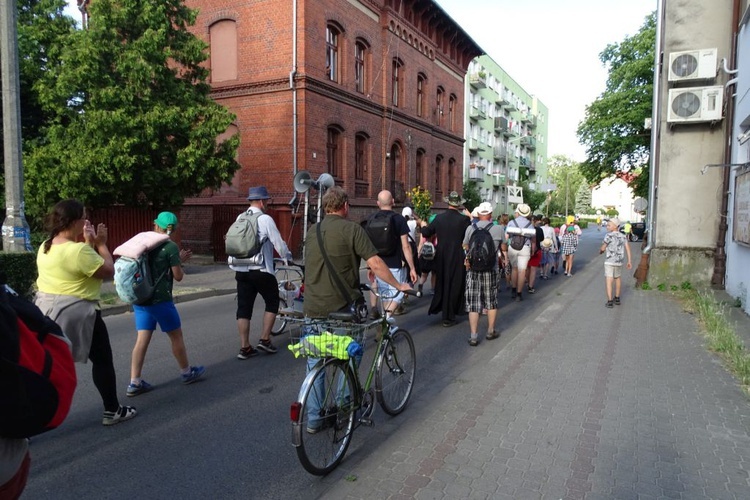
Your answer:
[620,222,646,242]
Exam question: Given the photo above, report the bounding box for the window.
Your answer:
[435,155,443,196]
[327,127,342,178]
[436,87,444,126]
[416,149,425,187]
[448,94,457,131]
[355,41,367,93]
[417,74,425,117]
[355,133,367,180]
[391,59,403,107]
[326,25,339,82]
[209,20,238,82]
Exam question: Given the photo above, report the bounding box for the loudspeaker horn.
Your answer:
[293,170,313,193]
[317,173,335,190]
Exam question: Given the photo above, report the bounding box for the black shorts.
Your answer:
[235,270,279,320]
[419,256,434,274]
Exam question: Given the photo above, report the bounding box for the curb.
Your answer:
[101,288,236,317]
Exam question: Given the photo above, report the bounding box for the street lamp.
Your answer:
[565,170,569,217]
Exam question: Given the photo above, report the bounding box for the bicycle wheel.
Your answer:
[295,360,357,475]
[376,328,416,416]
[271,298,288,335]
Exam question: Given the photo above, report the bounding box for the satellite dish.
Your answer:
[317,173,335,189]
[293,170,313,193]
[633,197,648,212]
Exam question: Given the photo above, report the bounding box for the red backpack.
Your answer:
[0,282,77,439]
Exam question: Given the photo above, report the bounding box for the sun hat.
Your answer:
[609,217,621,227]
[154,212,178,234]
[470,207,479,218]
[401,207,413,218]
[443,191,466,207]
[476,202,493,215]
[515,204,531,217]
[247,186,271,201]
[566,215,575,225]
[541,238,553,249]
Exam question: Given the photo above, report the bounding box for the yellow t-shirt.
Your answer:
[36,241,104,301]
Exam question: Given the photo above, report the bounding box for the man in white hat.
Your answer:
[462,202,504,346]
[501,203,535,302]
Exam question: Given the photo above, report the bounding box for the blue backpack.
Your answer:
[114,244,168,305]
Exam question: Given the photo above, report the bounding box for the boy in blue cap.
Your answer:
[127,212,205,396]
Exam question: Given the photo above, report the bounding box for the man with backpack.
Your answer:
[502,203,536,302]
[462,202,505,346]
[126,212,205,396]
[362,190,417,317]
[228,186,292,359]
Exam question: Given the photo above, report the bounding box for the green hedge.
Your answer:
[0,251,37,298]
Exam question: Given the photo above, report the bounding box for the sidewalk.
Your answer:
[313,249,750,499]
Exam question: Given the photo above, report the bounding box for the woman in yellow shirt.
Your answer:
[36,200,136,426]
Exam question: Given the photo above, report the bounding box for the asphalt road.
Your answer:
[22,228,612,499]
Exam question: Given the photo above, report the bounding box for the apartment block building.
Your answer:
[464,55,548,216]
[178,0,481,254]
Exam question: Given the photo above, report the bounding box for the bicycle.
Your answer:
[272,259,305,336]
[288,286,417,475]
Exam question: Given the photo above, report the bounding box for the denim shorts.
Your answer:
[133,301,182,332]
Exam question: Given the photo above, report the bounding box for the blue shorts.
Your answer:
[133,302,182,332]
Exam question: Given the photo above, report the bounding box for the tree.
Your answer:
[24,0,239,216]
[462,180,481,212]
[546,155,585,215]
[576,12,654,199]
[574,183,592,214]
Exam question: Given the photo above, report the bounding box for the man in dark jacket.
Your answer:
[420,191,471,327]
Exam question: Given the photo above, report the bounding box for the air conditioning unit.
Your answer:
[667,86,723,123]
[668,48,717,82]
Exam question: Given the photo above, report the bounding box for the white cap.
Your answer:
[401,207,413,218]
[477,202,493,215]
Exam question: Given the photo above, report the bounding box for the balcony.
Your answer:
[492,174,505,186]
[469,104,486,120]
[493,145,507,159]
[520,136,536,149]
[527,114,537,128]
[495,90,508,106]
[468,165,484,181]
[469,72,487,89]
[494,116,508,134]
[468,138,481,152]
[504,98,517,111]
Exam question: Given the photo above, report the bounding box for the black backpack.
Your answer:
[467,223,496,272]
[364,211,400,256]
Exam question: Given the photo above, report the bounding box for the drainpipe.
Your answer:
[711,0,742,289]
[642,0,666,258]
[290,0,298,176]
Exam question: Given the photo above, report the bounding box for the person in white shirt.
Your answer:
[229,186,292,359]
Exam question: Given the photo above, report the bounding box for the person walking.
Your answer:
[540,217,558,279]
[525,214,545,294]
[35,199,137,426]
[126,212,205,396]
[463,202,505,346]
[502,203,535,302]
[229,186,292,359]
[419,191,471,327]
[600,217,632,308]
[362,191,417,317]
[559,215,582,276]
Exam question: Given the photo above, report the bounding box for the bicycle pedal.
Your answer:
[359,418,374,427]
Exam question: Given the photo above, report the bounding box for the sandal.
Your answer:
[468,338,479,347]
[486,331,500,340]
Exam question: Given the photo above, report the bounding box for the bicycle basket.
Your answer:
[288,322,367,360]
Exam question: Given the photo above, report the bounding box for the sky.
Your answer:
[64,0,656,161]
[435,0,656,160]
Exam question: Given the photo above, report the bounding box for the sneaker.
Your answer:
[468,338,478,347]
[257,339,278,354]
[486,331,500,340]
[237,346,258,359]
[606,300,614,308]
[527,287,536,294]
[102,405,137,426]
[126,380,153,397]
[306,425,322,434]
[511,288,517,299]
[181,365,206,385]
[614,297,621,305]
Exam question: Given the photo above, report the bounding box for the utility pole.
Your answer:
[565,170,570,218]
[1,0,31,252]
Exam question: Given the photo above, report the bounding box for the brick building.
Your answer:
[180,0,482,257]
